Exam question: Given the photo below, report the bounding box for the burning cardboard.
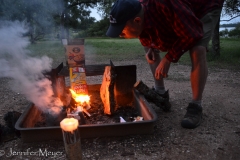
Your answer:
[69,67,89,110]
[69,67,88,95]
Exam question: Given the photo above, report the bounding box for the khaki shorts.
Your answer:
[194,8,222,47]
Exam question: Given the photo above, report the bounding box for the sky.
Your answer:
[220,15,240,24]
[90,7,101,21]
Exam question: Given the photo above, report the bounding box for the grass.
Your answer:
[209,38,240,69]
[84,38,145,62]
[27,41,65,59]
[179,38,240,69]
[27,38,240,70]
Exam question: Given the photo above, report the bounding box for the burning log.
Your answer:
[100,60,136,115]
[100,65,116,115]
[134,80,170,111]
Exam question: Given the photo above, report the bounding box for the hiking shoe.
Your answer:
[153,89,172,111]
[181,103,203,129]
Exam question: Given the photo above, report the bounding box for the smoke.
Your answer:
[0,20,63,115]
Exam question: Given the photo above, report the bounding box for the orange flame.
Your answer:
[69,89,90,104]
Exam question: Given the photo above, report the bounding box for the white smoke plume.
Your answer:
[0,20,63,115]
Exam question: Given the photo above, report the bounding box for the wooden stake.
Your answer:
[62,129,82,160]
[60,118,82,160]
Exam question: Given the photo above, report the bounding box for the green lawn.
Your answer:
[27,41,65,58]
[28,38,240,70]
[212,38,240,69]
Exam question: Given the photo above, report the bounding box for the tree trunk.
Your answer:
[66,13,70,39]
[60,12,70,39]
[60,13,66,39]
[211,17,221,59]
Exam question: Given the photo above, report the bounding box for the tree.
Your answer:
[0,0,63,43]
[222,0,240,22]
[0,0,106,41]
[97,0,115,19]
[228,23,240,37]
[86,17,110,37]
[219,28,229,37]
[211,17,221,59]
[60,0,100,39]
[59,0,115,39]
[83,0,114,37]
[211,0,240,59]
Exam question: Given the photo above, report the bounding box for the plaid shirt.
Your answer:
[139,0,224,62]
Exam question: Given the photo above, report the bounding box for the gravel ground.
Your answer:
[0,57,240,160]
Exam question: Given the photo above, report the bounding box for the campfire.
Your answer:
[15,39,158,143]
[68,89,91,119]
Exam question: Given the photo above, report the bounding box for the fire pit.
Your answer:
[15,63,157,142]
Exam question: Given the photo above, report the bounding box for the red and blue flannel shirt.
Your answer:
[139,0,224,62]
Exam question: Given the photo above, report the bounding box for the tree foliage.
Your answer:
[220,22,240,38]
[222,0,240,22]
[83,0,115,37]
[0,0,109,41]
[227,23,240,37]
[0,0,63,43]
[85,18,110,37]
[97,0,115,19]
[60,0,114,38]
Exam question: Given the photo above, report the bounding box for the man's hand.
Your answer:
[155,56,171,79]
[145,48,156,64]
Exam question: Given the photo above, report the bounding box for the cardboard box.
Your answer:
[69,67,88,94]
[64,39,85,67]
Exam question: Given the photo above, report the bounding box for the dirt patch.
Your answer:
[0,58,240,160]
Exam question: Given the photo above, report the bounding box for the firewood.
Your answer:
[100,60,136,115]
[100,66,116,115]
[114,65,136,106]
[134,80,168,111]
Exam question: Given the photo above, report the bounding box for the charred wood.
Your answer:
[134,81,169,111]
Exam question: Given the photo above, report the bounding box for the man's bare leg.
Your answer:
[189,46,208,103]
[181,46,207,128]
[145,47,171,111]
[149,51,166,93]
[144,47,166,93]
